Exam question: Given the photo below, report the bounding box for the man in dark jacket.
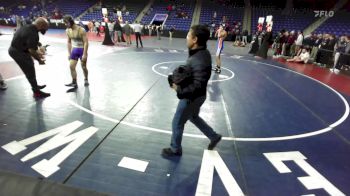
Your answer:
[162,25,222,157]
[113,20,123,43]
[8,17,50,98]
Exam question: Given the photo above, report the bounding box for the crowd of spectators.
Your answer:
[163,0,188,19]
[272,29,350,74]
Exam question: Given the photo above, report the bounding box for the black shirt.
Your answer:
[243,30,248,36]
[113,22,122,31]
[10,24,39,52]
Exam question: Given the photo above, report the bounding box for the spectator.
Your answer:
[148,25,153,36]
[113,20,123,43]
[294,31,304,56]
[108,20,115,43]
[123,21,132,45]
[242,29,248,45]
[210,22,215,39]
[284,31,296,56]
[332,36,350,74]
[309,34,323,61]
[287,48,310,63]
[94,21,100,36]
[133,21,143,48]
[235,29,241,42]
[156,26,162,40]
[169,25,175,40]
[315,34,336,66]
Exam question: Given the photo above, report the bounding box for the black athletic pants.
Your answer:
[336,53,350,69]
[135,32,143,47]
[8,47,39,92]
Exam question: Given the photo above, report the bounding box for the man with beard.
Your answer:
[63,15,89,89]
[8,17,50,98]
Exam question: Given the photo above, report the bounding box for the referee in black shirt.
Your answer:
[8,17,50,98]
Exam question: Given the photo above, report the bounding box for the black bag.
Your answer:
[168,65,192,87]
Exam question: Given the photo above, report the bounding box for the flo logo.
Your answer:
[1,121,98,178]
[314,10,334,17]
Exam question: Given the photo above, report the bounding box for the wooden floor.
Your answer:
[0,27,349,195]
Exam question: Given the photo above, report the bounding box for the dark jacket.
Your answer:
[176,47,211,100]
[113,22,122,31]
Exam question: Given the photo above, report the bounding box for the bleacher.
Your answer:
[0,0,348,37]
[251,7,315,34]
[10,1,37,18]
[141,0,195,31]
[80,0,146,23]
[314,10,350,36]
[46,0,94,18]
[0,0,21,18]
[199,0,244,28]
[0,0,93,19]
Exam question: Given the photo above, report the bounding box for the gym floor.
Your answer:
[0,27,349,195]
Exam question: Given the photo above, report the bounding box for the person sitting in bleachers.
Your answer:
[287,47,310,63]
[181,11,188,19]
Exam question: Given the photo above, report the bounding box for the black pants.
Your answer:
[336,54,350,69]
[8,47,39,92]
[135,32,143,47]
[315,49,333,65]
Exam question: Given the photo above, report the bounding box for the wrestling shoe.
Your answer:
[65,82,78,88]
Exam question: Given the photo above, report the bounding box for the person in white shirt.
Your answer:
[287,48,310,63]
[294,30,304,56]
[148,25,153,36]
[169,25,175,40]
[94,21,100,36]
[133,21,143,48]
[108,20,115,42]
